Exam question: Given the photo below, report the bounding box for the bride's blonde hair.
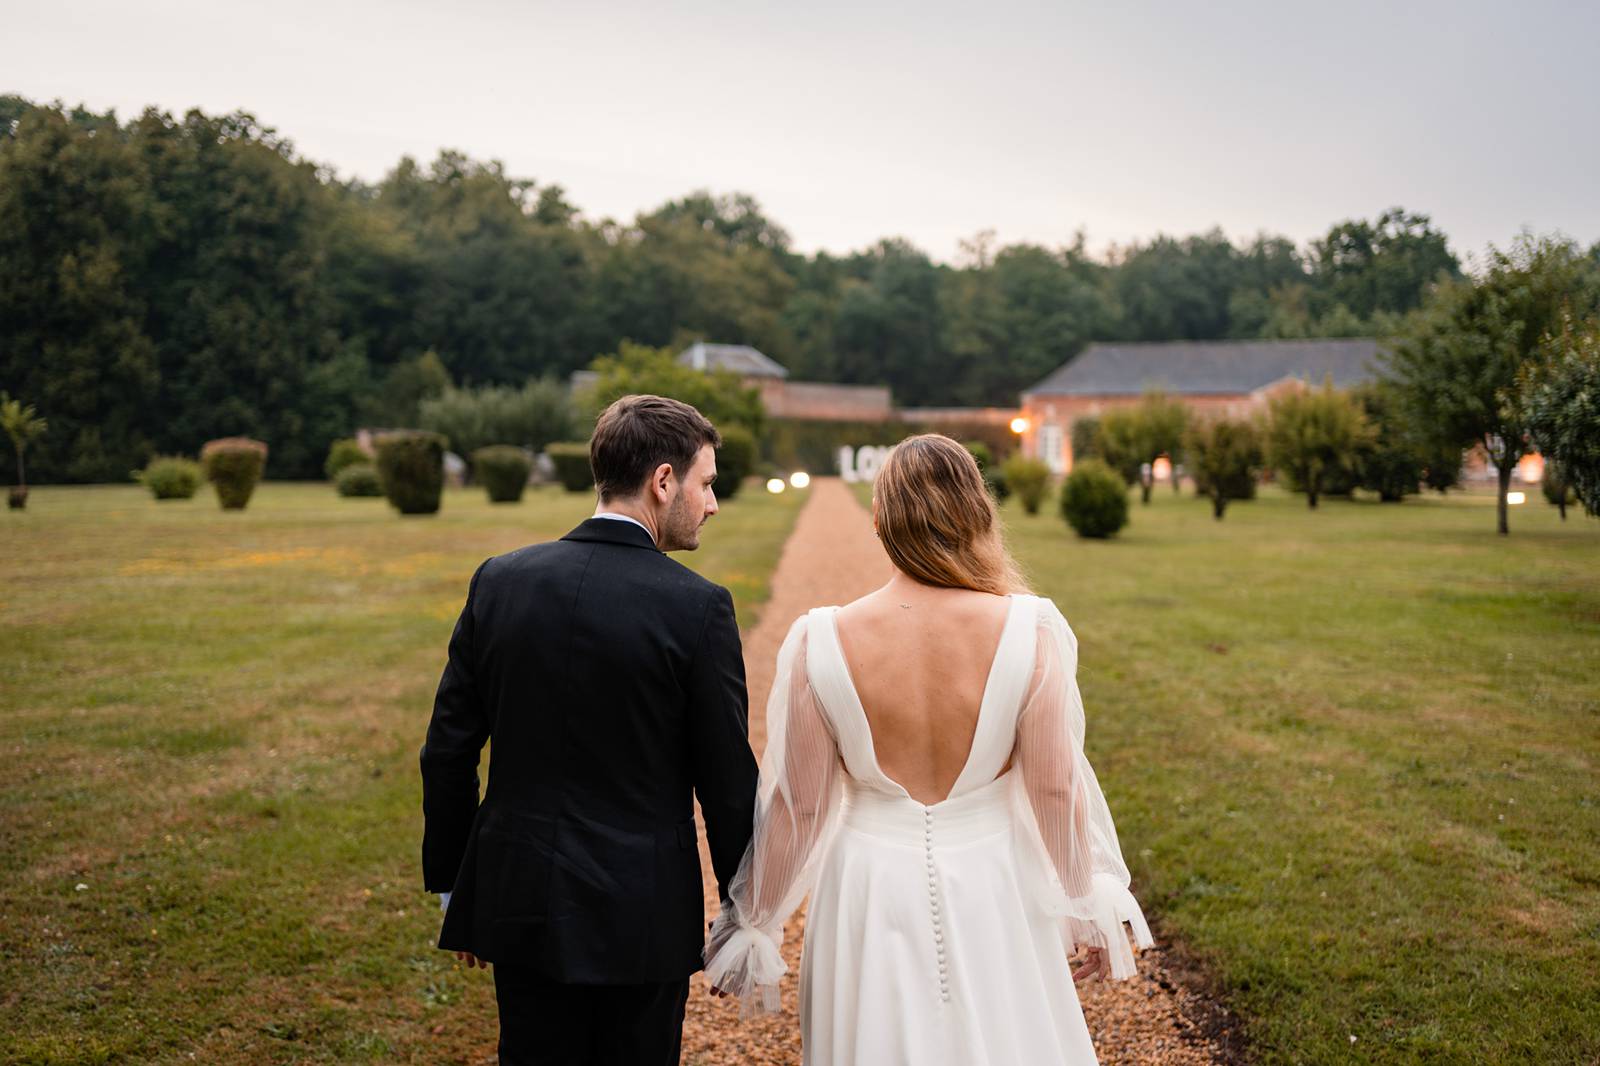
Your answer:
[872,434,1029,596]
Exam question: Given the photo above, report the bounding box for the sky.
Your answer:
[10,0,1600,264]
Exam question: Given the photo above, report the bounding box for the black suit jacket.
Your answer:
[420,517,758,983]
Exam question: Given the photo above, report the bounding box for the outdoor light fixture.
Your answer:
[1507,491,1526,505]
[1152,456,1173,481]
[1010,417,1029,434]
[766,478,786,494]
[789,471,811,489]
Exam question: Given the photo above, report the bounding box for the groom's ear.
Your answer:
[649,461,676,503]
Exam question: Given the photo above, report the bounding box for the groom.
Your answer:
[420,394,759,1065]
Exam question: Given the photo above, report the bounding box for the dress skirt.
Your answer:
[799,771,1100,1066]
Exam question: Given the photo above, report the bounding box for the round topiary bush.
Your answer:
[1002,455,1052,515]
[545,442,594,493]
[335,462,383,498]
[1060,458,1129,539]
[374,431,446,515]
[473,445,534,503]
[324,438,369,481]
[200,437,268,510]
[137,455,203,500]
[716,426,757,499]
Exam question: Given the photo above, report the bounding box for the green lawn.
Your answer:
[0,480,804,1065]
[1001,484,1600,1064]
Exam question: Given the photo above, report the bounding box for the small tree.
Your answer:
[1185,418,1263,520]
[1070,416,1101,465]
[1265,381,1372,509]
[1060,459,1129,539]
[136,456,203,500]
[1351,382,1425,502]
[1094,409,1147,488]
[1,392,47,510]
[1133,390,1189,502]
[1001,454,1052,515]
[1519,310,1600,517]
[1541,461,1577,520]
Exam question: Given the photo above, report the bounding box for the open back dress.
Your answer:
[704,594,1153,1066]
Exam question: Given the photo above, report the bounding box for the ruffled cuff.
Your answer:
[1054,872,1154,980]
[704,909,788,1018]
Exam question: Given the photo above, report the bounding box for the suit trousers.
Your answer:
[492,964,692,1066]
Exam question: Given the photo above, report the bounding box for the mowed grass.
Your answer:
[0,480,805,1065]
[996,484,1600,1064]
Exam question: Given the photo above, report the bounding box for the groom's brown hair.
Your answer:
[590,394,722,501]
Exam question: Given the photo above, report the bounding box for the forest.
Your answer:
[0,94,1535,481]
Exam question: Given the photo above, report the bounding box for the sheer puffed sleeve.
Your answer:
[704,615,844,1016]
[1011,599,1153,979]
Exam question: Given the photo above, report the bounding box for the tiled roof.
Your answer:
[1023,339,1384,397]
[678,342,789,379]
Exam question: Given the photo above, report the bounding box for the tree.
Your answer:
[1350,382,1426,502]
[1519,310,1600,517]
[417,378,575,458]
[582,342,764,435]
[1385,234,1600,533]
[1,392,47,507]
[1265,381,1372,509]
[1309,208,1460,319]
[1185,417,1262,519]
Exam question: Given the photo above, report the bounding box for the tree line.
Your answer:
[0,95,1503,482]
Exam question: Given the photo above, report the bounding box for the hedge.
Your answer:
[374,431,446,515]
[200,438,268,510]
[473,446,534,503]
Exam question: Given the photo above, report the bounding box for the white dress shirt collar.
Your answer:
[592,511,654,539]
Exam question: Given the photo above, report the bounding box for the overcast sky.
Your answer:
[11,0,1599,263]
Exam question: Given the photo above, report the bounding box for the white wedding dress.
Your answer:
[705,593,1153,1065]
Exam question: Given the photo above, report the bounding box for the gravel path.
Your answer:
[683,477,1239,1066]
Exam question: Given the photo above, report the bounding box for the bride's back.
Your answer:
[834,587,1013,805]
[838,433,1028,805]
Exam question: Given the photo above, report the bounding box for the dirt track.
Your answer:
[684,478,1238,1065]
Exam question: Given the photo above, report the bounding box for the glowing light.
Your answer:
[1516,454,1544,483]
[1009,417,1030,434]
[766,478,786,494]
[1152,456,1173,481]
[789,471,811,489]
[1507,491,1526,505]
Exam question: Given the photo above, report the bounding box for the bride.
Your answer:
[704,434,1153,1065]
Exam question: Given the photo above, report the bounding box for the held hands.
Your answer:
[455,951,489,970]
[1071,945,1109,984]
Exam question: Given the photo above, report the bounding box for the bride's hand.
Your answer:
[1070,946,1108,984]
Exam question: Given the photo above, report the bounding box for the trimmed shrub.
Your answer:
[335,462,383,498]
[1002,455,1052,515]
[137,456,202,500]
[200,437,268,510]
[324,438,368,481]
[546,442,594,493]
[717,426,757,499]
[473,446,534,503]
[374,431,446,515]
[1060,459,1129,539]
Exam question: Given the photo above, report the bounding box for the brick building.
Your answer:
[1017,338,1381,473]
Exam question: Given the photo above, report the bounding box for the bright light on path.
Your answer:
[789,471,811,489]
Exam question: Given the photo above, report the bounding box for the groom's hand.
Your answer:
[455,951,489,970]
